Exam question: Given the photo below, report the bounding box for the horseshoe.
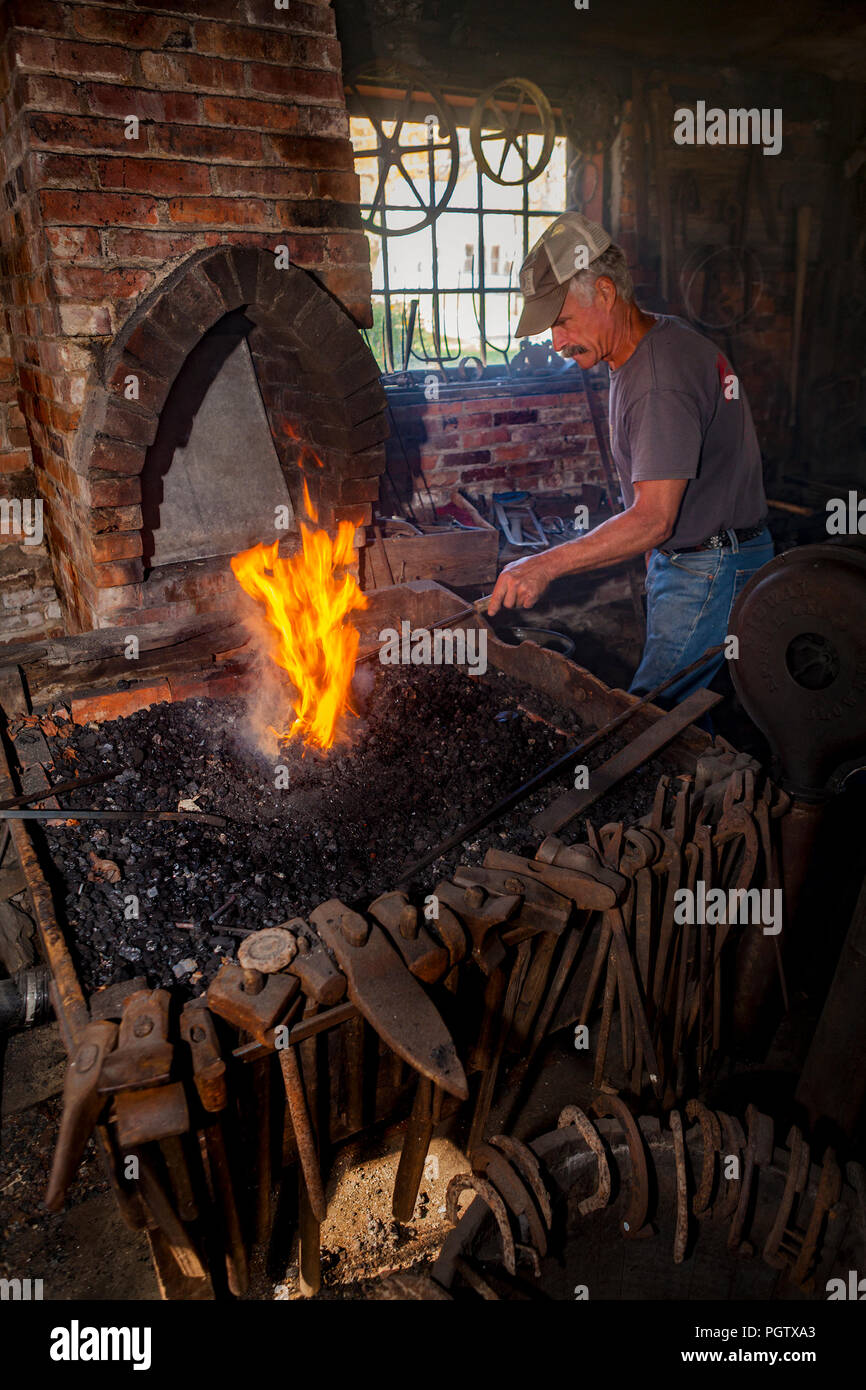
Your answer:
[670,1109,690,1264]
[591,1093,651,1238]
[446,1173,516,1276]
[715,1110,746,1221]
[557,1104,611,1215]
[472,1144,548,1257]
[685,1098,722,1217]
[764,1124,810,1270]
[489,1134,553,1229]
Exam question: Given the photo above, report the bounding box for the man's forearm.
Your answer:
[543,507,670,581]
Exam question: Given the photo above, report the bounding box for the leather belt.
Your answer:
[661,522,767,556]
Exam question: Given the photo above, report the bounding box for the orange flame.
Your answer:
[231,523,368,751]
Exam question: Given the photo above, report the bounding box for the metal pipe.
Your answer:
[0,966,53,1032]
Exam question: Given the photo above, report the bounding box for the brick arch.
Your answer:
[71,246,387,626]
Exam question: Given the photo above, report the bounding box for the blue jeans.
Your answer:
[629,527,774,703]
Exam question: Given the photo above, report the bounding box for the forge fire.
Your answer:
[230,520,367,752]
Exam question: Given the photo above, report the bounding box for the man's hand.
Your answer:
[488,552,556,617]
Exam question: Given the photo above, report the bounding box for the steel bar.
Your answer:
[399,647,724,884]
[0,808,227,825]
[532,687,722,837]
[356,604,476,665]
[0,768,119,810]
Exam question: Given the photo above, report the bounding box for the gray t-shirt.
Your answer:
[607,315,766,550]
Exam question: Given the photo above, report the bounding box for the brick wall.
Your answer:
[385,372,611,510]
[0,0,376,638]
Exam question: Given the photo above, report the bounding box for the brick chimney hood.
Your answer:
[0,0,386,635]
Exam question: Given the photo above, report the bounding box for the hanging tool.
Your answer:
[180,999,249,1296]
[309,900,468,1100]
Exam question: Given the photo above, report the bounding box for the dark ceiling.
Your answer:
[337,1,866,85]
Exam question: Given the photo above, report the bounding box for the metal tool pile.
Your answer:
[42,754,792,1298]
[574,761,791,1102]
[377,1098,851,1300]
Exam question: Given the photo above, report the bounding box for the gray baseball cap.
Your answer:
[515,211,612,337]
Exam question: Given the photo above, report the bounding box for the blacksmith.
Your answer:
[488,212,773,702]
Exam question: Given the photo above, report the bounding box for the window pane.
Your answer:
[349,102,574,366]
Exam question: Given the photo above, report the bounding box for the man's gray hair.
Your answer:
[569,243,634,304]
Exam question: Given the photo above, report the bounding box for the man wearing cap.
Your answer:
[488,212,773,703]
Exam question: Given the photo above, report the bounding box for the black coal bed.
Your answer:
[42,661,666,996]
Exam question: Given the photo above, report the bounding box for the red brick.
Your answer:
[317,170,361,202]
[268,133,355,171]
[14,72,80,112]
[14,34,135,82]
[89,438,147,474]
[92,530,143,563]
[8,0,68,33]
[70,6,191,48]
[95,156,211,196]
[89,474,142,507]
[40,189,159,228]
[306,106,349,139]
[193,21,341,68]
[89,504,143,534]
[71,682,171,723]
[51,265,153,301]
[92,557,143,587]
[0,450,31,473]
[247,65,342,103]
[139,50,245,93]
[149,121,263,163]
[168,196,274,228]
[211,165,315,198]
[28,112,131,153]
[201,94,303,132]
[28,151,97,187]
[86,84,199,125]
[57,303,111,335]
[101,229,205,262]
[45,224,101,261]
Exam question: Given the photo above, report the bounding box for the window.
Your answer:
[348,90,568,374]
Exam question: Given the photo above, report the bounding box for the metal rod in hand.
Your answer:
[397,642,724,885]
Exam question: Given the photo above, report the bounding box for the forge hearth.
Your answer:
[42,665,587,995]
